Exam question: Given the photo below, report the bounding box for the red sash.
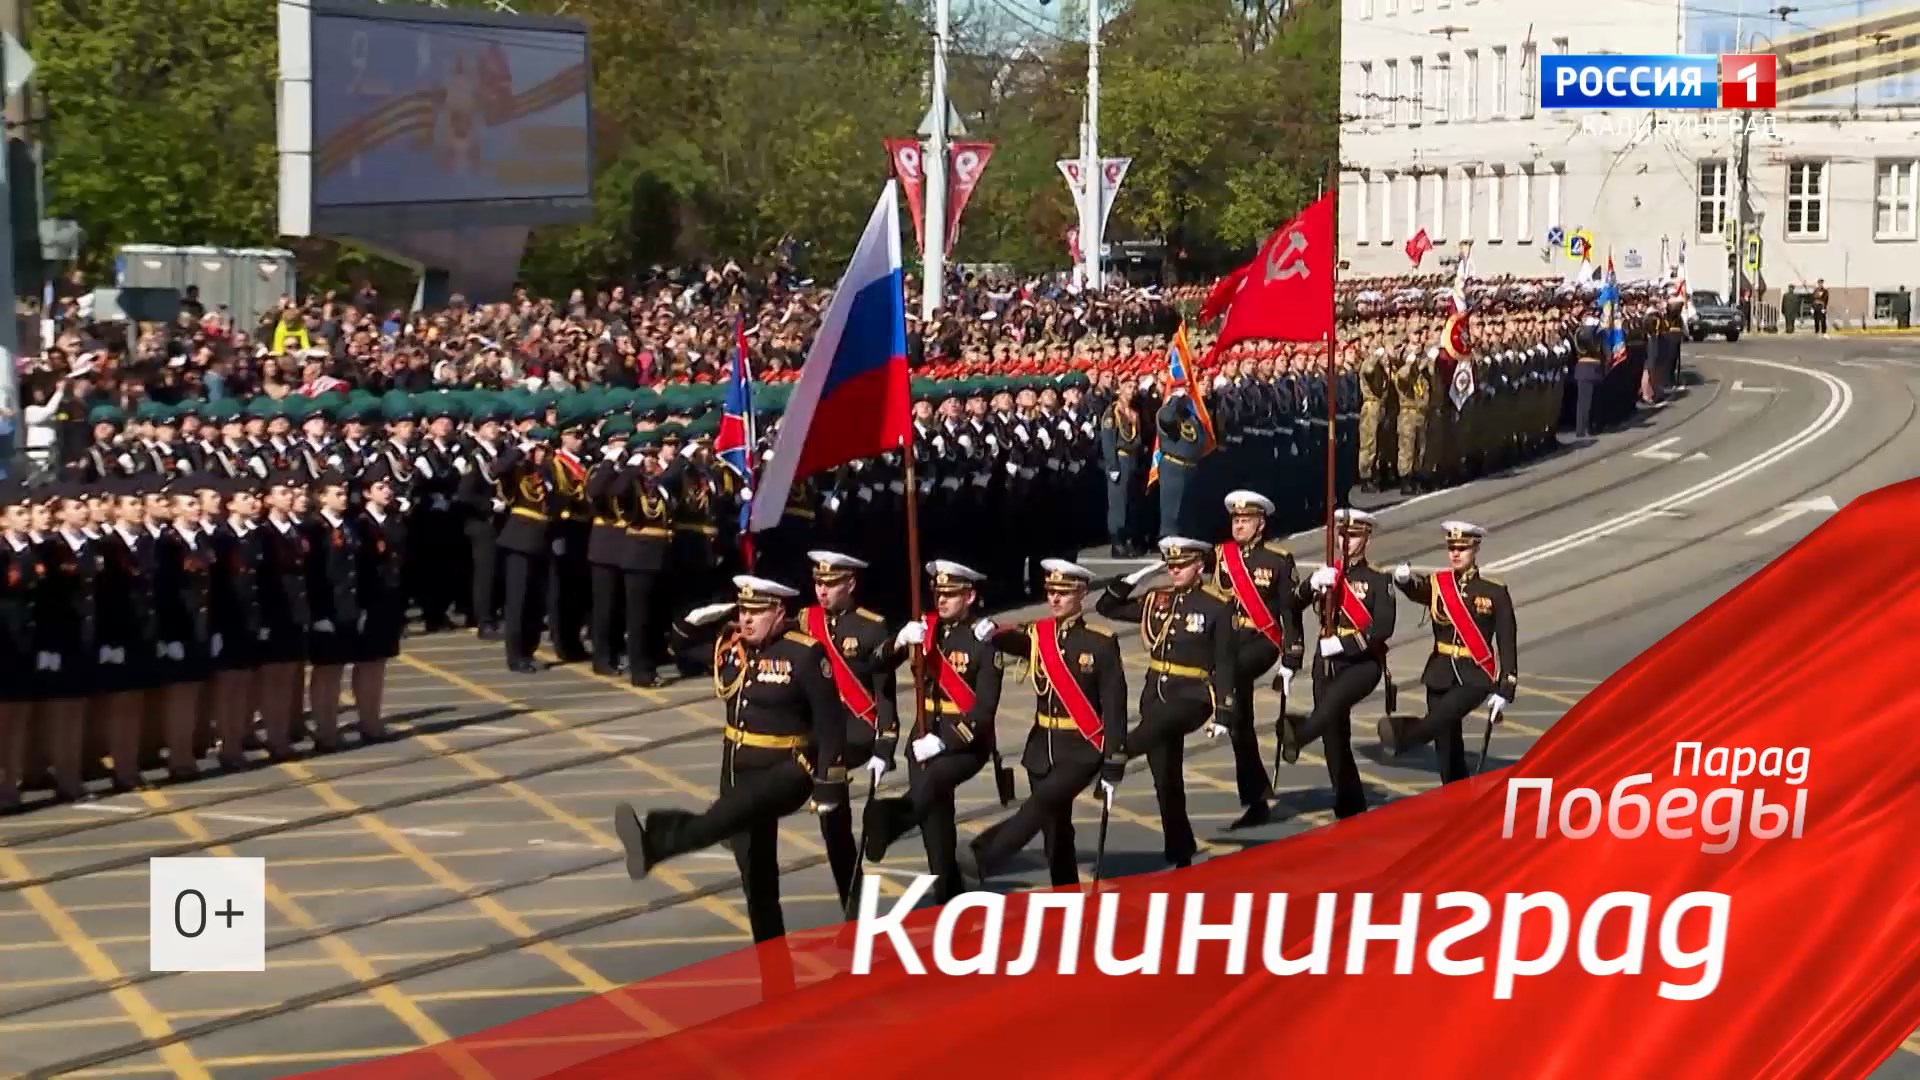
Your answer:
[1031,619,1105,748]
[804,606,878,728]
[1332,565,1373,635]
[1219,543,1283,649]
[1434,570,1498,679]
[553,451,586,485]
[922,614,977,713]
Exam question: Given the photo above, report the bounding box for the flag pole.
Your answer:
[1322,160,1340,631]
[902,434,928,740]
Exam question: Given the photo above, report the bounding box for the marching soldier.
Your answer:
[1100,381,1147,556]
[207,475,262,771]
[1281,508,1396,820]
[1094,537,1237,868]
[302,471,361,752]
[545,411,594,663]
[1380,521,1518,781]
[613,575,847,944]
[30,483,98,799]
[151,477,215,778]
[1,482,38,807]
[965,559,1128,888]
[411,397,464,633]
[456,401,507,640]
[866,560,1006,900]
[95,475,159,790]
[1154,381,1209,538]
[795,550,899,909]
[1211,490,1305,828]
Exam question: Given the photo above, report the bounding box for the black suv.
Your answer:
[1688,290,1744,342]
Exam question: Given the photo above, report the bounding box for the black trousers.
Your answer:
[466,524,500,629]
[972,754,1102,888]
[589,563,625,669]
[623,569,660,681]
[865,748,987,901]
[1574,379,1597,438]
[501,549,548,667]
[546,536,589,658]
[1227,638,1281,807]
[1125,693,1212,864]
[1294,657,1381,820]
[413,510,460,627]
[818,733,873,909]
[1400,684,1486,784]
[646,749,814,944]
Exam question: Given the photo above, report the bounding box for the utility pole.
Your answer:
[1729,14,1747,310]
[921,0,950,320]
[1081,0,1101,290]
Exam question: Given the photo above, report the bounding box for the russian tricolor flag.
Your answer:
[749,180,913,533]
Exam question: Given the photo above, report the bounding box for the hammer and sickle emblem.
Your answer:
[1264,229,1311,284]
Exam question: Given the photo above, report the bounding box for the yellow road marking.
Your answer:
[0,845,209,1079]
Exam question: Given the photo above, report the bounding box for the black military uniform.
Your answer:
[1282,509,1396,820]
[544,417,594,664]
[795,550,899,910]
[1,482,39,807]
[32,482,100,797]
[1095,538,1237,867]
[619,441,675,687]
[614,575,848,944]
[353,460,411,665]
[455,407,508,639]
[1212,490,1306,827]
[1382,521,1519,781]
[585,422,635,676]
[491,431,554,674]
[862,560,1006,901]
[969,559,1129,887]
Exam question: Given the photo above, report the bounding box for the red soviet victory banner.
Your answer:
[944,141,994,252]
[1211,191,1336,351]
[328,481,1920,1080]
[884,138,928,253]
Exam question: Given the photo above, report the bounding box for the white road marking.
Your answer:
[528,838,603,852]
[1731,380,1784,393]
[1634,437,1691,461]
[455,724,527,737]
[1488,357,1852,574]
[198,812,288,826]
[1744,495,1839,536]
[396,827,464,838]
[1284,483,1476,541]
[74,802,142,816]
[597,733,648,744]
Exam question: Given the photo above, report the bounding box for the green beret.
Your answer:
[88,404,127,427]
[600,415,635,438]
[137,400,177,424]
[655,422,685,443]
[245,396,281,420]
[381,390,417,422]
[526,426,555,443]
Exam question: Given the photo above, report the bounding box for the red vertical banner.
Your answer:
[884,138,928,253]
[944,141,994,252]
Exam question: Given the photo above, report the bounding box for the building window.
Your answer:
[1874,159,1917,240]
[1405,173,1419,243]
[1385,61,1400,123]
[1353,173,1370,244]
[1430,172,1447,241]
[1487,168,1503,241]
[1786,160,1828,239]
[1521,43,1538,117]
[1492,46,1508,117]
[1517,166,1533,242]
[1436,54,1451,122]
[1379,172,1395,242]
[1546,165,1562,238]
[1696,159,1729,239]
[1465,50,1480,119]
[1458,166,1474,240]
[1361,0,1373,18]
[1411,58,1425,124]
[1358,62,1374,120]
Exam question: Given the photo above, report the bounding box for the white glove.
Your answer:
[826,496,842,511]
[1309,565,1338,593]
[1277,666,1294,699]
[1394,563,1413,584]
[972,617,996,642]
[813,800,840,814]
[1319,635,1343,658]
[518,440,535,454]
[313,620,335,634]
[165,642,185,661]
[911,732,944,762]
[551,538,566,556]
[1203,718,1227,739]
[686,603,734,627]
[211,633,223,658]
[154,641,168,659]
[1487,695,1510,724]
[626,452,647,467]
[1124,560,1166,588]
[48,651,61,673]
[739,486,753,502]
[1005,462,1018,476]
[358,611,369,633]
[257,627,271,642]
[1170,387,1188,398]
[864,755,889,782]
[1098,778,1117,809]
[1108,471,1120,483]
[894,622,927,649]
[98,645,116,664]
[35,651,54,672]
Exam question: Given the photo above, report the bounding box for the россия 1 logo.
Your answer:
[1540,53,1775,110]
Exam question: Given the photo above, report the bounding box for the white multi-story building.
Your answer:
[1339,0,1920,324]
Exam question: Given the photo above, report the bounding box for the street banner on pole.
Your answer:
[884,138,928,254]
[944,142,994,252]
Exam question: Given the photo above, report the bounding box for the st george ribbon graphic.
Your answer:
[323,481,1920,1080]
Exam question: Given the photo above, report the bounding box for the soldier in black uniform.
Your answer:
[352,459,409,742]
[1282,508,1397,820]
[410,396,464,633]
[1380,521,1519,781]
[613,574,848,944]
[1,482,38,807]
[457,400,507,640]
[255,471,312,759]
[32,482,99,799]
[491,428,554,674]
[585,417,634,677]
[1094,537,1238,868]
[545,409,594,663]
[151,477,215,778]
[864,559,1005,901]
[1211,490,1306,828]
[793,549,899,911]
[302,470,361,752]
[619,435,675,687]
[966,559,1129,888]
[207,475,262,770]
[94,475,159,789]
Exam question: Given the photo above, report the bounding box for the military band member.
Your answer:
[796,550,899,910]
[1094,537,1237,867]
[586,418,635,677]
[614,575,848,944]
[1380,521,1518,781]
[1283,508,1396,820]
[1210,490,1306,828]
[352,460,409,742]
[966,559,1129,888]
[867,560,1004,901]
